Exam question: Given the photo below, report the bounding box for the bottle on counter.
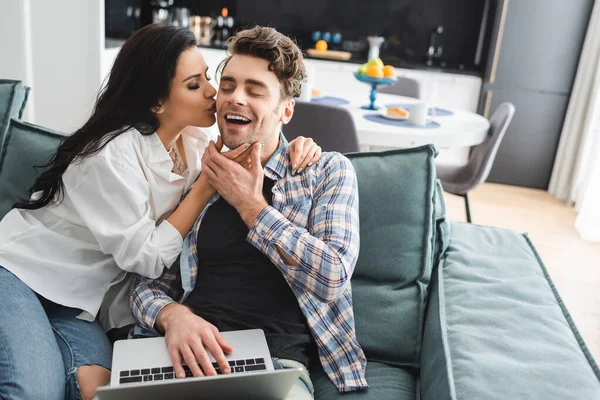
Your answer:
[213,8,234,48]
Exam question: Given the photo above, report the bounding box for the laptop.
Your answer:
[96,329,302,400]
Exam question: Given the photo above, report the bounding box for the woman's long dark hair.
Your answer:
[14,24,196,210]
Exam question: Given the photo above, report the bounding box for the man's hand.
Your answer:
[202,140,269,228]
[157,304,233,378]
[214,136,253,166]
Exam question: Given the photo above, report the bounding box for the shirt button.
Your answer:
[321,206,327,211]
[257,238,263,244]
[260,230,266,235]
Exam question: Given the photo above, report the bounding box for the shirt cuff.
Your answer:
[247,206,294,252]
[156,220,184,269]
[142,297,176,335]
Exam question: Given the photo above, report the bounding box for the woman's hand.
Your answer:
[288,136,322,175]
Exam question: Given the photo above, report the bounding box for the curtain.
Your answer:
[549,1,600,242]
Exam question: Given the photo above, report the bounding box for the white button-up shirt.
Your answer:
[0,126,217,330]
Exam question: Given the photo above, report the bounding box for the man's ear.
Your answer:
[280,98,295,125]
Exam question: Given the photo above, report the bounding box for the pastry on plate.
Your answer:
[386,107,409,118]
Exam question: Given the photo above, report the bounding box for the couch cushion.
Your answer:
[0,80,30,151]
[311,361,416,400]
[346,145,438,366]
[0,119,66,219]
[421,222,600,400]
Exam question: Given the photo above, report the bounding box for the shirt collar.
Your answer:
[263,132,290,180]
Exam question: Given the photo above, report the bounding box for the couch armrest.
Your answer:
[420,222,600,400]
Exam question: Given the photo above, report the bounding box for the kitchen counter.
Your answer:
[105,37,481,77]
[195,44,482,77]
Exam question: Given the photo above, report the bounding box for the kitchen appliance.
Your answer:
[169,7,189,29]
[367,36,384,60]
[213,8,234,48]
[478,0,594,189]
[150,0,173,26]
[425,25,444,66]
[105,0,141,40]
[190,16,213,46]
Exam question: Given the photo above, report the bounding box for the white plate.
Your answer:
[378,107,409,120]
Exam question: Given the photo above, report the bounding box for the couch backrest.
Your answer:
[0,119,67,219]
[347,145,444,367]
[0,80,30,152]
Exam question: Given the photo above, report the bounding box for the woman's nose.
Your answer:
[206,84,217,98]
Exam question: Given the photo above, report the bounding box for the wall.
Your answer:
[0,0,34,121]
[0,0,105,132]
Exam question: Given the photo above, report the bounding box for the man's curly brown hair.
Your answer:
[218,26,306,100]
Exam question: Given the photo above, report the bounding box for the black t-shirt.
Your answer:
[184,178,315,367]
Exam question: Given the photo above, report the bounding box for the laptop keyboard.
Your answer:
[119,358,267,384]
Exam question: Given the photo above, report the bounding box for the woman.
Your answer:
[0,24,320,400]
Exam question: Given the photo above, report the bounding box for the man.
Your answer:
[130,26,368,398]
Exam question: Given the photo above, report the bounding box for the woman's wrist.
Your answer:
[192,173,215,196]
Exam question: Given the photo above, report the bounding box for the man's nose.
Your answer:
[227,88,247,106]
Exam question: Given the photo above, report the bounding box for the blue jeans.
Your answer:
[0,267,112,400]
[273,358,315,400]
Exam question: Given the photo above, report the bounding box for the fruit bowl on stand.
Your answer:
[354,72,397,110]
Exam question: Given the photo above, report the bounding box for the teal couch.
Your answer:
[2,80,599,399]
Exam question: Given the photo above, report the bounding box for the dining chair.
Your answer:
[283,101,360,154]
[378,76,421,99]
[436,102,515,223]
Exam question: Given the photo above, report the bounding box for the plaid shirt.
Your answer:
[130,137,368,392]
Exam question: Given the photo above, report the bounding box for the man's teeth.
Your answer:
[226,115,250,122]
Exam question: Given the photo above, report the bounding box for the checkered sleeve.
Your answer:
[247,154,360,302]
[129,267,183,335]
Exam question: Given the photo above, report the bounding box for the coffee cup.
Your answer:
[408,102,430,126]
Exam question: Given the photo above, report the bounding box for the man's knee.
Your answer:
[77,365,111,400]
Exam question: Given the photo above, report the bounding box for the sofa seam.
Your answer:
[18,87,30,120]
[0,117,16,177]
[437,261,458,400]
[522,233,600,382]
[415,147,437,365]
[0,85,16,156]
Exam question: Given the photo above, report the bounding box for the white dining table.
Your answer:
[312,92,490,150]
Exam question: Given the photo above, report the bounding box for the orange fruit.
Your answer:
[315,40,328,51]
[383,65,397,77]
[365,65,384,79]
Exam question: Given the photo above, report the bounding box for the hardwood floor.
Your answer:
[443,183,600,363]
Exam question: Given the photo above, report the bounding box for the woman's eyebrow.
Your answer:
[182,73,202,82]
